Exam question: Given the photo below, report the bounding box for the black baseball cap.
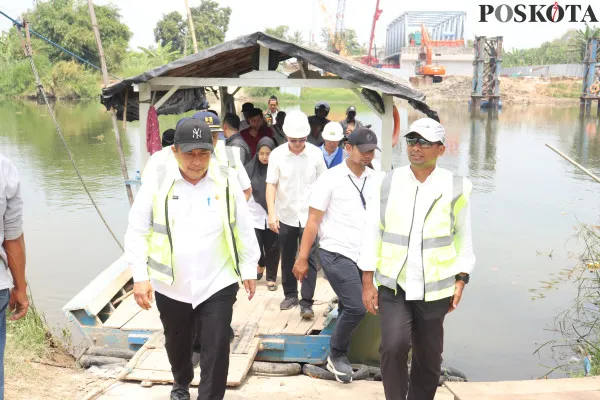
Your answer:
[174,119,214,153]
[241,102,254,112]
[347,127,380,152]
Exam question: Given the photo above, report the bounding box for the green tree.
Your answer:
[570,23,600,61]
[137,43,181,65]
[189,0,232,50]
[289,30,304,45]
[154,11,186,53]
[22,0,131,70]
[265,25,290,40]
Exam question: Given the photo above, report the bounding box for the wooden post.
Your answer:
[381,94,394,171]
[185,0,199,53]
[87,0,134,205]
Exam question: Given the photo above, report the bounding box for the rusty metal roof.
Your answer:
[102,32,438,121]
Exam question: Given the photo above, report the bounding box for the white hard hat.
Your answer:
[406,118,446,145]
[283,110,310,139]
[321,121,344,141]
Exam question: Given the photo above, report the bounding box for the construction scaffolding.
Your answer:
[580,38,600,116]
[471,36,503,111]
[385,11,466,63]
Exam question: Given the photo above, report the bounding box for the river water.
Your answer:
[1,99,599,382]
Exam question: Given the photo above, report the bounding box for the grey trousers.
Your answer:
[319,249,366,357]
[378,286,450,400]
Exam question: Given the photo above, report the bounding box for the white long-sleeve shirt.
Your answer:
[358,166,475,301]
[124,163,260,308]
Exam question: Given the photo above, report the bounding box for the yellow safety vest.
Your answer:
[375,167,472,301]
[144,159,242,285]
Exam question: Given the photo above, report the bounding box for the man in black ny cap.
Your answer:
[293,127,380,383]
[125,119,260,400]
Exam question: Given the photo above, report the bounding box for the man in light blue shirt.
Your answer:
[320,122,346,169]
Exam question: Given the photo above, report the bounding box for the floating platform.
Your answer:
[64,257,337,387]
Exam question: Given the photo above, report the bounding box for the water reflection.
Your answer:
[468,111,499,193]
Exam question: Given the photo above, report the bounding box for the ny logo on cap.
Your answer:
[192,127,201,139]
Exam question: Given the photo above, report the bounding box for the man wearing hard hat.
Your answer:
[320,121,346,169]
[265,111,327,318]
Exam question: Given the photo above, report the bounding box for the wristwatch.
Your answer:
[455,273,470,284]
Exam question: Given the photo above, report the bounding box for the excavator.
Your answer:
[416,23,445,82]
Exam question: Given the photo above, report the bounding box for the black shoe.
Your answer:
[170,383,191,400]
[327,355,353,383]
[300,305,315,319]
[280,297,299,310]
[191,352,200,368]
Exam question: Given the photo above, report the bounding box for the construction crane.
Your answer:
[416,23,446,82]
[317,0,346,55]
[362,0,382,66]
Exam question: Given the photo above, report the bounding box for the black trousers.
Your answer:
[155,283,239,400]
[278,222,318,307]
[319,249,366,357]
[378,286,449,400]
[255,227,280,282]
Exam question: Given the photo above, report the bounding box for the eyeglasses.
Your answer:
[288,138,307,144]
[406,137,440,148]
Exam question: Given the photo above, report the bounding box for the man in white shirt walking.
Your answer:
[293,128,380,383]
[359,118,475,400]
[266,111,327,318]
[125,119,260,400]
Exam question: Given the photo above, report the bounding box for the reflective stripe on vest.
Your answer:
[145,161,241,285]
[376,169,469,301]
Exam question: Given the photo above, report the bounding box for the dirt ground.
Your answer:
[94,374,455,400]
[415,76,580,105]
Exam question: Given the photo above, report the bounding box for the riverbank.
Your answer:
[4,303,102,399]
[416,76,582,105]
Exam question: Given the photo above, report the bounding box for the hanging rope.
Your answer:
[17,25,124,251]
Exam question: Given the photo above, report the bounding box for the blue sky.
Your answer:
[0,0,597,51]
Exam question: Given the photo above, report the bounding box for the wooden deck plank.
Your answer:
[121,305,162,331]
[256,294,283,335]
[293,279,334,334]
[124,332,259,387]
[445,377,600,399]
[103,294,143,329]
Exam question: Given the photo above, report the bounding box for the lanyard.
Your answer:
[348,175,367,210]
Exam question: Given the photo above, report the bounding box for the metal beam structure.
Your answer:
[471,36,502,111]
[385,11,467,62]
[580,38,600,116]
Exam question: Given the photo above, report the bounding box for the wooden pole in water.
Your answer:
[546,143,600,183]
[87,0,134,205]
[185,0,199,53]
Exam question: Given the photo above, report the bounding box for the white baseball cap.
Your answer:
[283,110,310,139]
[321,121,344,141]
[405,118,446,145]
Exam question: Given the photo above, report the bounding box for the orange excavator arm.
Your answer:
[421,23,432,65]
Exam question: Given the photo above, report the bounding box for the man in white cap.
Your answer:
[359,118,475,400]
[320,121,346,169]
[294,127,381,383]
[266,110,327,318]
